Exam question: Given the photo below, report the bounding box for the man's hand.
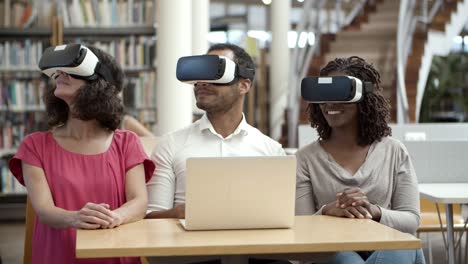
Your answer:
[145,203,186,219]
[173,203,185,219]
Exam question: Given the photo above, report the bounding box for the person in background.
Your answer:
[146,43,285,220]
[9,44,155,264]
[122,114,154,137]
[295,56,425,264]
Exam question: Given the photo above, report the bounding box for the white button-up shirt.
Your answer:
[147,114,285,212]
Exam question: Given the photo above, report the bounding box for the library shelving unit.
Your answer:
[0,18,53,220]
[0,0,158,219]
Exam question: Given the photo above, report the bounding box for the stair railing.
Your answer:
[396,0,414,123]
[396,0,443,123]
[287,0,367,147]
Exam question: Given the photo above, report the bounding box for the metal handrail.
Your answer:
[419,0,444,23]
[396,0,413,123]
[396,0,443,123]
[344,0,367,26]
[287,0,368,147]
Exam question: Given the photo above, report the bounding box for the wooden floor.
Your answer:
[0,220,464,264]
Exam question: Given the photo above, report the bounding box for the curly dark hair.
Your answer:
[307,56,391,146]
[208,43,255,82]
[43,45,125,130]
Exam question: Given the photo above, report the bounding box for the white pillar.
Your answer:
[192,0,210,115]
[156,0,193,135]
[269,0,291,141]
[192,0,209,55]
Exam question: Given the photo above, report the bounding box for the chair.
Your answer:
[23,136,160,264]
[417,197,468,264]
[23,197,34,264]
[138,136,159,264]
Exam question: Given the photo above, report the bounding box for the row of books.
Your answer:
[1,0,35,28]
[0,79,47,110]
[0,163,26,194]
[0,0,154,29]
[75,36,156,69]
[0,0,55,28]
[0,112,47,150]
[124,72,156,109]
[59,0,155,28]
[0,40,44,70]
[0,37,155,71]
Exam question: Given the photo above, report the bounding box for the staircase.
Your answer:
[300,0,399,125]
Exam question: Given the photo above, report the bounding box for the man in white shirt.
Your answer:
[146,43,285,219]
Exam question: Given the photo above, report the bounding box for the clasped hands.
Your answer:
[322,187,381,221]
[72,203,123,229]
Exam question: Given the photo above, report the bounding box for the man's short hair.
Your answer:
[208,43,255,82]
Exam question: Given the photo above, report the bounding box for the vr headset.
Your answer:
[301,76,374,103]
[176,55,254,85]
[38,44,114,83]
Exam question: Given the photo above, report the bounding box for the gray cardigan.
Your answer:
[295,137,420,235]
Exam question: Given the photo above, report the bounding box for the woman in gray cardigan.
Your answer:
[295,56,425,264]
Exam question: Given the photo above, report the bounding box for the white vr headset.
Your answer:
[176,55,254,85]
[38,44,114,83]
[301,76,374,103]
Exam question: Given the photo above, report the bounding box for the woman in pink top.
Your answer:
[9,44,155,264]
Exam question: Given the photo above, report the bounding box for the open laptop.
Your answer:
[180,156,297,230]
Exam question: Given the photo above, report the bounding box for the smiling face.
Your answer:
[318,71,359,129]
[194,49,249,113]
[53,70,86,105]
[319,102,359,128]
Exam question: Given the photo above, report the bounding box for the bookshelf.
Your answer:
[0,0,158,217]
[0,14,50,208]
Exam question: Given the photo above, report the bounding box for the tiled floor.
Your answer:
[0,220,465,264]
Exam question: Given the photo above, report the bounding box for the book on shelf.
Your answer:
[0,161,26,194]
[123,71,156,109]
[0,111,47,150]
[69,0,85,27]
[69,36,156,70]
[35,0,54,28]
[0,40,43,70]
[0,0,41,28]
[0,79,46,110]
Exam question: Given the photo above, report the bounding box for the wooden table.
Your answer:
[419,183,468,264]
[76,215,421,263]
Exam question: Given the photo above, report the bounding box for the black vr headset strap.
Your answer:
[94,62,115,84]
[237,66,255,80]
[363,82,374,94]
